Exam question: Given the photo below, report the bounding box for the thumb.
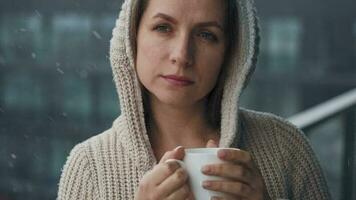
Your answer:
[159,146,185,163]
[206,139,218,148]
[172,146,185,160]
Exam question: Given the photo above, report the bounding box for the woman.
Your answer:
[58,0,331,199]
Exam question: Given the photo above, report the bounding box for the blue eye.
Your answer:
[198,31,218,42]
[154,24,171,33]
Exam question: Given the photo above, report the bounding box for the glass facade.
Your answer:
[0,10,119,199]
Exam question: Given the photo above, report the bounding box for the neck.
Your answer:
[147,95,219,154]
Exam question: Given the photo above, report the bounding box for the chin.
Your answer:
[151,90,199,108]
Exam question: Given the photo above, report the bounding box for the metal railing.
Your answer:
[288,88,356,200]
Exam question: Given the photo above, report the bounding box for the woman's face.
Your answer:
[136,0,226,107]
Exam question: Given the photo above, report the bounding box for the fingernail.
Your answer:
[202,181,211,188]
[201,166,210,173]
[218,150,226,158]
[174,146,183,151]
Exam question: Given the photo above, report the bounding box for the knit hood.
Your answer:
[109,0,259,171]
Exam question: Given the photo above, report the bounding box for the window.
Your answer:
[52,14,91,62]
[0,14,43,64]
[89,14,116,61]
[3,71,45,112]
[61,74,91,120]
[265,17,302,72]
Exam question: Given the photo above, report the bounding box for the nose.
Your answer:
[169,33,194,67]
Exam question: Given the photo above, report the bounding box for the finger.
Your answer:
[206,139,218,148]
[187,191,195,200]
[217,149,254,170]
[166,184,191,200]
[202,180,252,198]
[211,194,240,200]
[145,161,181,186]
[201,163,252,185]
[159,146,185,164]
[158,168,189,198]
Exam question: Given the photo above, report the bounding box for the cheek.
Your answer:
[136,35,167,87]
[204,65,222,93]
[197,50,225,91]
[141,42,162,65]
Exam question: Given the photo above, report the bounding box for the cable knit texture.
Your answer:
[57,0,331,199]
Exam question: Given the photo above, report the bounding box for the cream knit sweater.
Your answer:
[57,0,331,199]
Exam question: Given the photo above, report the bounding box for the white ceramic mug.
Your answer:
[167,148,233,200]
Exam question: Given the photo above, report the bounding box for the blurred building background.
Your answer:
[0,0,355,199]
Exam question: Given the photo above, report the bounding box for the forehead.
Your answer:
[143,0,225,23]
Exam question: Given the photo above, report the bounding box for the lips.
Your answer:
[161,75,194,86]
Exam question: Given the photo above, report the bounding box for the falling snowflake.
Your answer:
[92,30,102,40]
[11,154,17,159]
[35,10,42,18]
[57,67,64,74]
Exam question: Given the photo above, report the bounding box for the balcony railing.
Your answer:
[288,88,356,200]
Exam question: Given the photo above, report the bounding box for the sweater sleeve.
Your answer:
[238,109,332,199]
[57,143,97,200]
[288,129,332,200]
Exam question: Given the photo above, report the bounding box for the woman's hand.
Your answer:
[203,140,267,200]
[134,146,194,200]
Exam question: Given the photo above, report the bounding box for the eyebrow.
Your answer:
[196,21,224,31]
[153,13,178,24]
[152,13,224,31]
